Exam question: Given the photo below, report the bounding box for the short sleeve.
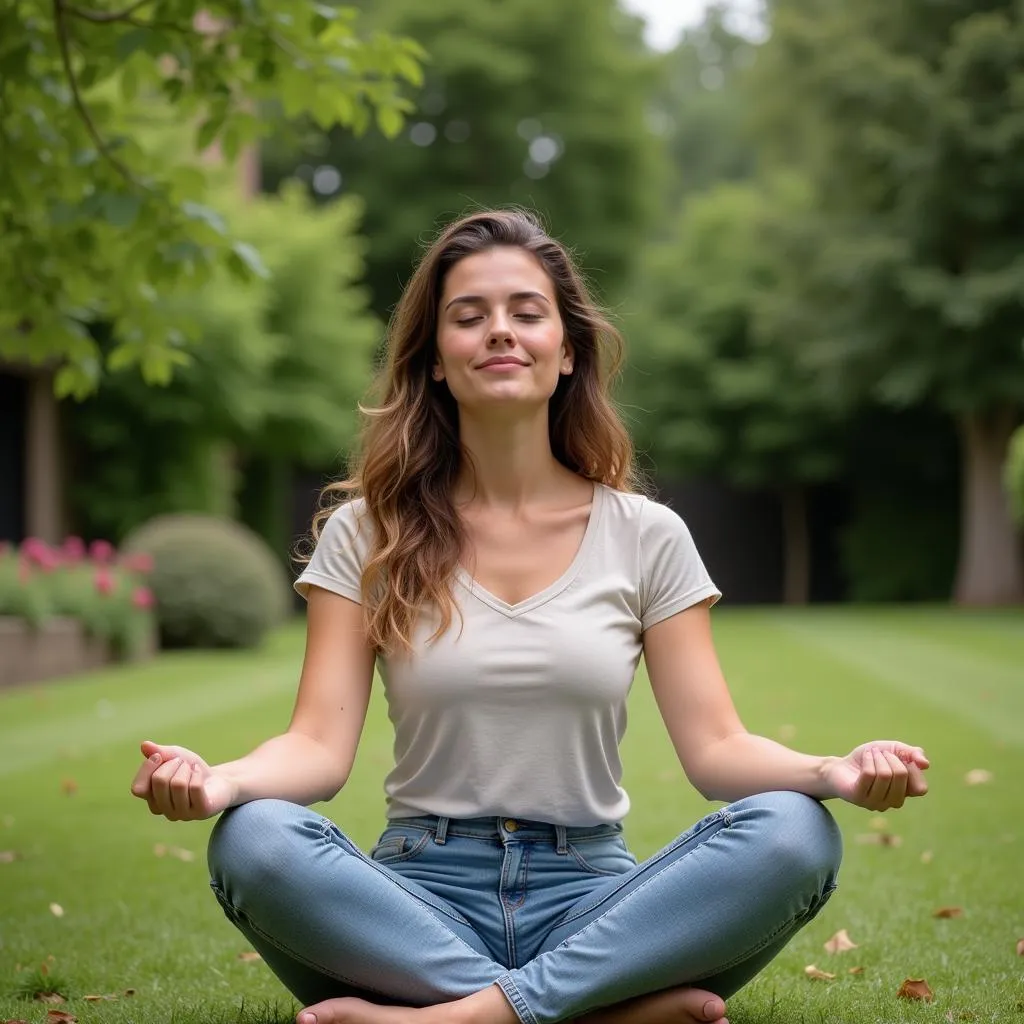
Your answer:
[293,500,371,604]
[639,499,721,630]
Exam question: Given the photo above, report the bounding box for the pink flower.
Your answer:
[131,586,154,610]
[62,536,86,562]
[21,537,52,566]
[122,552,155,574]
[89,539,115,563]
[94,567,115,596]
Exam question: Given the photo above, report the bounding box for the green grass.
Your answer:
[1,608,1022,1024]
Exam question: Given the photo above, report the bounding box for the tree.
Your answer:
[262,0,662,317]
[751,0,1024,604]
[0,0,421,396]
[626,180,844,603]
[65,182,380,546]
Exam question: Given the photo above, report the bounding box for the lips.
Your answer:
[477,356,528,368]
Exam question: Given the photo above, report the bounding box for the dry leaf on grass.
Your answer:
[848,967,865,975]
[933,906,963,919]
[49,903,64,917]
[823,929,858,953]
[45,1012,77,1024]
[237,951,262,962]
[123,988,136,997]
[869,816,888,831]
[856,832,902,847]
[60,779,78,797]
[897,978,934,1002]
[34,994,65,1005]
[2,1018,31,1023]
[82,995,119,1002]
[921,850,934,864]
[804,965,836,980]
[964,769,992,786]
[1016,938,1024,956]
[153,844,194,862]
[0,851,17,863]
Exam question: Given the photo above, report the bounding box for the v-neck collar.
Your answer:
[455,483,605,618]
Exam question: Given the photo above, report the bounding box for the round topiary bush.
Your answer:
[122,515,291,649]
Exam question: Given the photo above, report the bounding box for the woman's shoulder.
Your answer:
[598,485,685,534]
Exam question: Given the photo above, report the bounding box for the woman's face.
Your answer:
[434,247,572,412]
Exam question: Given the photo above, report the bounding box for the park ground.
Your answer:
[0,607,1022,1023]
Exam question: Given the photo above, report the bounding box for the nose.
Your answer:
[487,308,514,346]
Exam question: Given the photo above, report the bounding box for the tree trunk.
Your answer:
[953,409,1024,605]
[781,483,811,605]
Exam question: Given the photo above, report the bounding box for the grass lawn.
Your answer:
[1,607,1022,1024]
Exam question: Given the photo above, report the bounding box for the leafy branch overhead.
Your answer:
[0,0,424,396]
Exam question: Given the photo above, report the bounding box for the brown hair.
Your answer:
[306,208,637,654]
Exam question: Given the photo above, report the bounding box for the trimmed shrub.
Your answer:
[123,515,290,649]
[1006,425,1024,528]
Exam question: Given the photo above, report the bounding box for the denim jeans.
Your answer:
[207,791,842,1024]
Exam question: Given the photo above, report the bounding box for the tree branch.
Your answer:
[53,0,136,183]
[63,0,156,23]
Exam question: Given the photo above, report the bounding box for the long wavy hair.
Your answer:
[305,208,638,654]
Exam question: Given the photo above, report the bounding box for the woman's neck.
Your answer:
[455,408,569,509]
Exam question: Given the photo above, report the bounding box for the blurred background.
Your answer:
[2,0,1023,677]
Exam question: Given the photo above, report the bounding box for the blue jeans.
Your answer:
[207,791,842,1024]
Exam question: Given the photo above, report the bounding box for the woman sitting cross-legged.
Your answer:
[130,208,929,1024]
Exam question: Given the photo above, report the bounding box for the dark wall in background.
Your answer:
[0,373,27,544]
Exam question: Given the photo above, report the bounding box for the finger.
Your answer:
[866,747,893,807]
[167,759,194,817]
[188,762,207,815]
[149,757,183,817]
[880,750,909,808]
[906,762,929,797]
[130,751,163,798]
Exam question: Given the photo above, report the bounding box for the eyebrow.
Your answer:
[444,291,551,311]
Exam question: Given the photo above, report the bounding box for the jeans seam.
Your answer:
[539,814,734,959]
[211,885,394,999]
[497,975,538,1024]
[565,842,626,877]
[318,818,476,931]
[553,810,729,929]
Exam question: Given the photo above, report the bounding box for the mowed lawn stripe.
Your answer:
[765,610,1024,747]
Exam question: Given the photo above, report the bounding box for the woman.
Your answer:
[131,209,929,1024]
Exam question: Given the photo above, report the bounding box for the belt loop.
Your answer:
[434,816,449,845]
[555,824,568,855]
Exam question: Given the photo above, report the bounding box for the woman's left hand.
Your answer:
[824,741,930,810]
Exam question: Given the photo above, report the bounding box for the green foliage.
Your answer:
[65,183,380,543]
[626,178,842,489]
[0,538,155,657]
[1005,425,1024,527]
[0,0,422,395]
[123,514,290,649]
[263,0,663,316]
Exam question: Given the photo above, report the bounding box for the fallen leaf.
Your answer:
[60,779,78,796]
[897,978,934,1002]
[856,831,903,847]
[848,966,865,975]
[34,994,64,1005]
[823,929,859,954]
[45,1012,77,1024]
[123,988,136,997]
[804,965,836,981]
[0,851,17,863]
[153,844,167,857]
[168,846,195,863]
[869,816,888,831]
[964,769,992,786]
[933,906,963,919]
[1016,938,1024,956]
[921,850,934,864]
[49,903,64,917]
[82,995,118,1003]
[237,951,262,962]
[2,1018,31,1023]
[945,1013,978,1022]
[39,962,50,976]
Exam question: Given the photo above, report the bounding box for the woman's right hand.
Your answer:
[130,740,237,821]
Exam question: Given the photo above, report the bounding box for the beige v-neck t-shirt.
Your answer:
[294,485,720,826]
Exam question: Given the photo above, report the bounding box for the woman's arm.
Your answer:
[132,586,375,819]
[642,603,928,810]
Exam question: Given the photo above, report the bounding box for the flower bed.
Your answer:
[0,537,156,688]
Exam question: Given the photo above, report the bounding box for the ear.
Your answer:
[432,361,445,382]
[560,338,574,376]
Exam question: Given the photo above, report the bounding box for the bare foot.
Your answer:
[578,986,727,1024]
[296,998,421,1024]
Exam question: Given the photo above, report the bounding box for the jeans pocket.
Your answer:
[566,837,636,877]
[368,829,431,866]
